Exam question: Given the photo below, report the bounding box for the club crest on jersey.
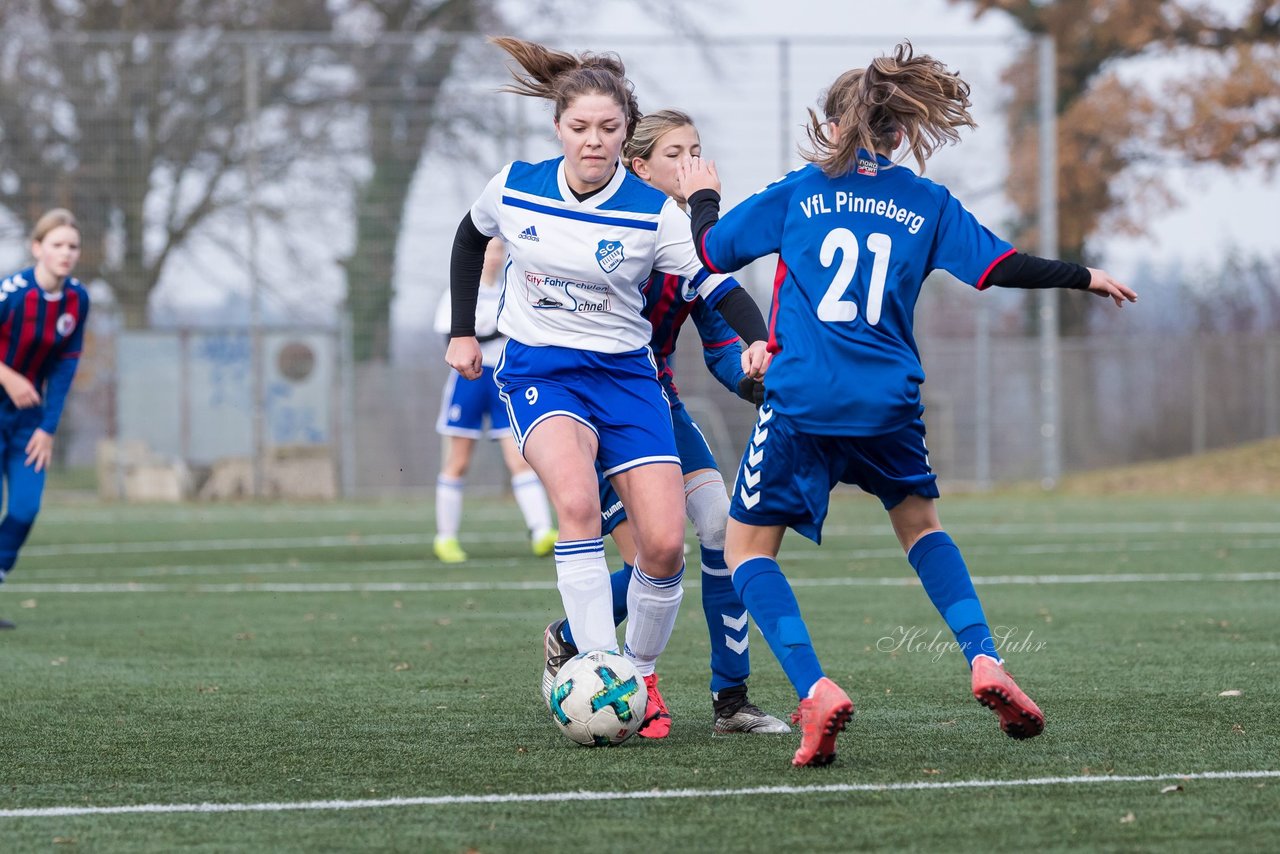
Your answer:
[595,239,625,273]
[682,278,700,302]
[56,313,77,337]
[856,157,879,177]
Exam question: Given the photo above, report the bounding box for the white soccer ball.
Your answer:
[549,650,648,747]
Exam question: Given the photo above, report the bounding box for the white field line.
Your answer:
[2,770,1276,819]
[37,501,1280,532]
[26,533,1280,580]
[20,530,1280,561]
[7,570,1280,595]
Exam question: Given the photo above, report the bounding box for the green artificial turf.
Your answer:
[1,494,1277,852]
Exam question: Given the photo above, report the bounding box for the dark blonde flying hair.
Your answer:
[803,42,976,176]
[490,36,641,138]
[622,109,696,173]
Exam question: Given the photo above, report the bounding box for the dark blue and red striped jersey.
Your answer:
[640,268,743,400]
[0,266,91,433]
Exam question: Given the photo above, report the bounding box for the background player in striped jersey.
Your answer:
[0,209,91,629]
[431,236,557,564]
[546,110,789,736]
[679,43,1136,766]
[447,38,770,733]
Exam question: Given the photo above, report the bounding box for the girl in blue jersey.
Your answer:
[0,209,91,629]
[678,43,1137,767]
[546,110,790,736]
[432,237,557,564]
[447,38,770,735]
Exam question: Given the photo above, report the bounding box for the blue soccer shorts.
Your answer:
[598,396,719,535]
[495,341,679,476]
[436,366,512,439]
[728,406,940,544]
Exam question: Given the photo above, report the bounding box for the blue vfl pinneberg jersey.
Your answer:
[470,156,735,354]
[641,268,743,399]
[699,157,1013,435]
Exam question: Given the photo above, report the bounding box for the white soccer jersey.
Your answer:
[435,278,506,368]
[469,157,733,353]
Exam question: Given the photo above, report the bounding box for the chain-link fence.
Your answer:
[3,32,1274,498]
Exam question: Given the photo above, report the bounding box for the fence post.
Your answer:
[1191,335,1207,454]
[338,309,356,497]
[1265,336,1278,437]
[975,296,992,490]
[245,43,265,497]
[1037,34,1062,489]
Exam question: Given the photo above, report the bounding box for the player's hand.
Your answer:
[1085,268,1137,308]
[676,155,721,198]
[741,340,770,380]
[1,372,40,408]
[25,428,53,472]
[445,336,483,380]
[736,375,766,407]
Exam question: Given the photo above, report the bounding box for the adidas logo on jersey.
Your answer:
[518,225,540,241]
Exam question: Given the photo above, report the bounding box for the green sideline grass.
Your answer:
[1,493,1277,852]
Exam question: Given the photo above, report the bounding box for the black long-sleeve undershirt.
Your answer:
[688,189,721,263]
[982,252,1090,291]
[713,286,768,345]
[688,188,1088,291]
[448,212,489,338]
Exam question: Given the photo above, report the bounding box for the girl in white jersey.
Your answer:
[446,37,770,735]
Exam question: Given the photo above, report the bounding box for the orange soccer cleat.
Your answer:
[971,655,1045,740]
[789,677,854,767]
[637,673,672,739]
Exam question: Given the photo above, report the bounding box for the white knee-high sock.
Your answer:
[511,472,553,539]
[554,538,617,653]
[435,476,465,538]
[624,563,684,677]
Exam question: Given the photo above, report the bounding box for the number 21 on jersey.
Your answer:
[817,228,892,326]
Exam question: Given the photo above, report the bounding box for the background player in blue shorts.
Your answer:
[546,111,790,736]
[447,38,770,735]
[432,237,556,564]
[0,209,91,629]
[679,43,1137,766]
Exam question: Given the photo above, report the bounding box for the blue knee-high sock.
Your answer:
[908,531,998,666]
[561,562,632,648]
[701,546,750,693]
[0,516,34,579]
[732,556,823,700]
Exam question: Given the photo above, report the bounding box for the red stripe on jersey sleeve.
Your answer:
[766,258,788,355]
[699,230,724,274]
[702,336,740,349]
[975,248,1017,291]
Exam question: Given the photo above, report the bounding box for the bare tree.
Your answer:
[952,0,1279,334]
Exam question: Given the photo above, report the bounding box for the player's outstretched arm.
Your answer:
[1085,268,1138,308]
